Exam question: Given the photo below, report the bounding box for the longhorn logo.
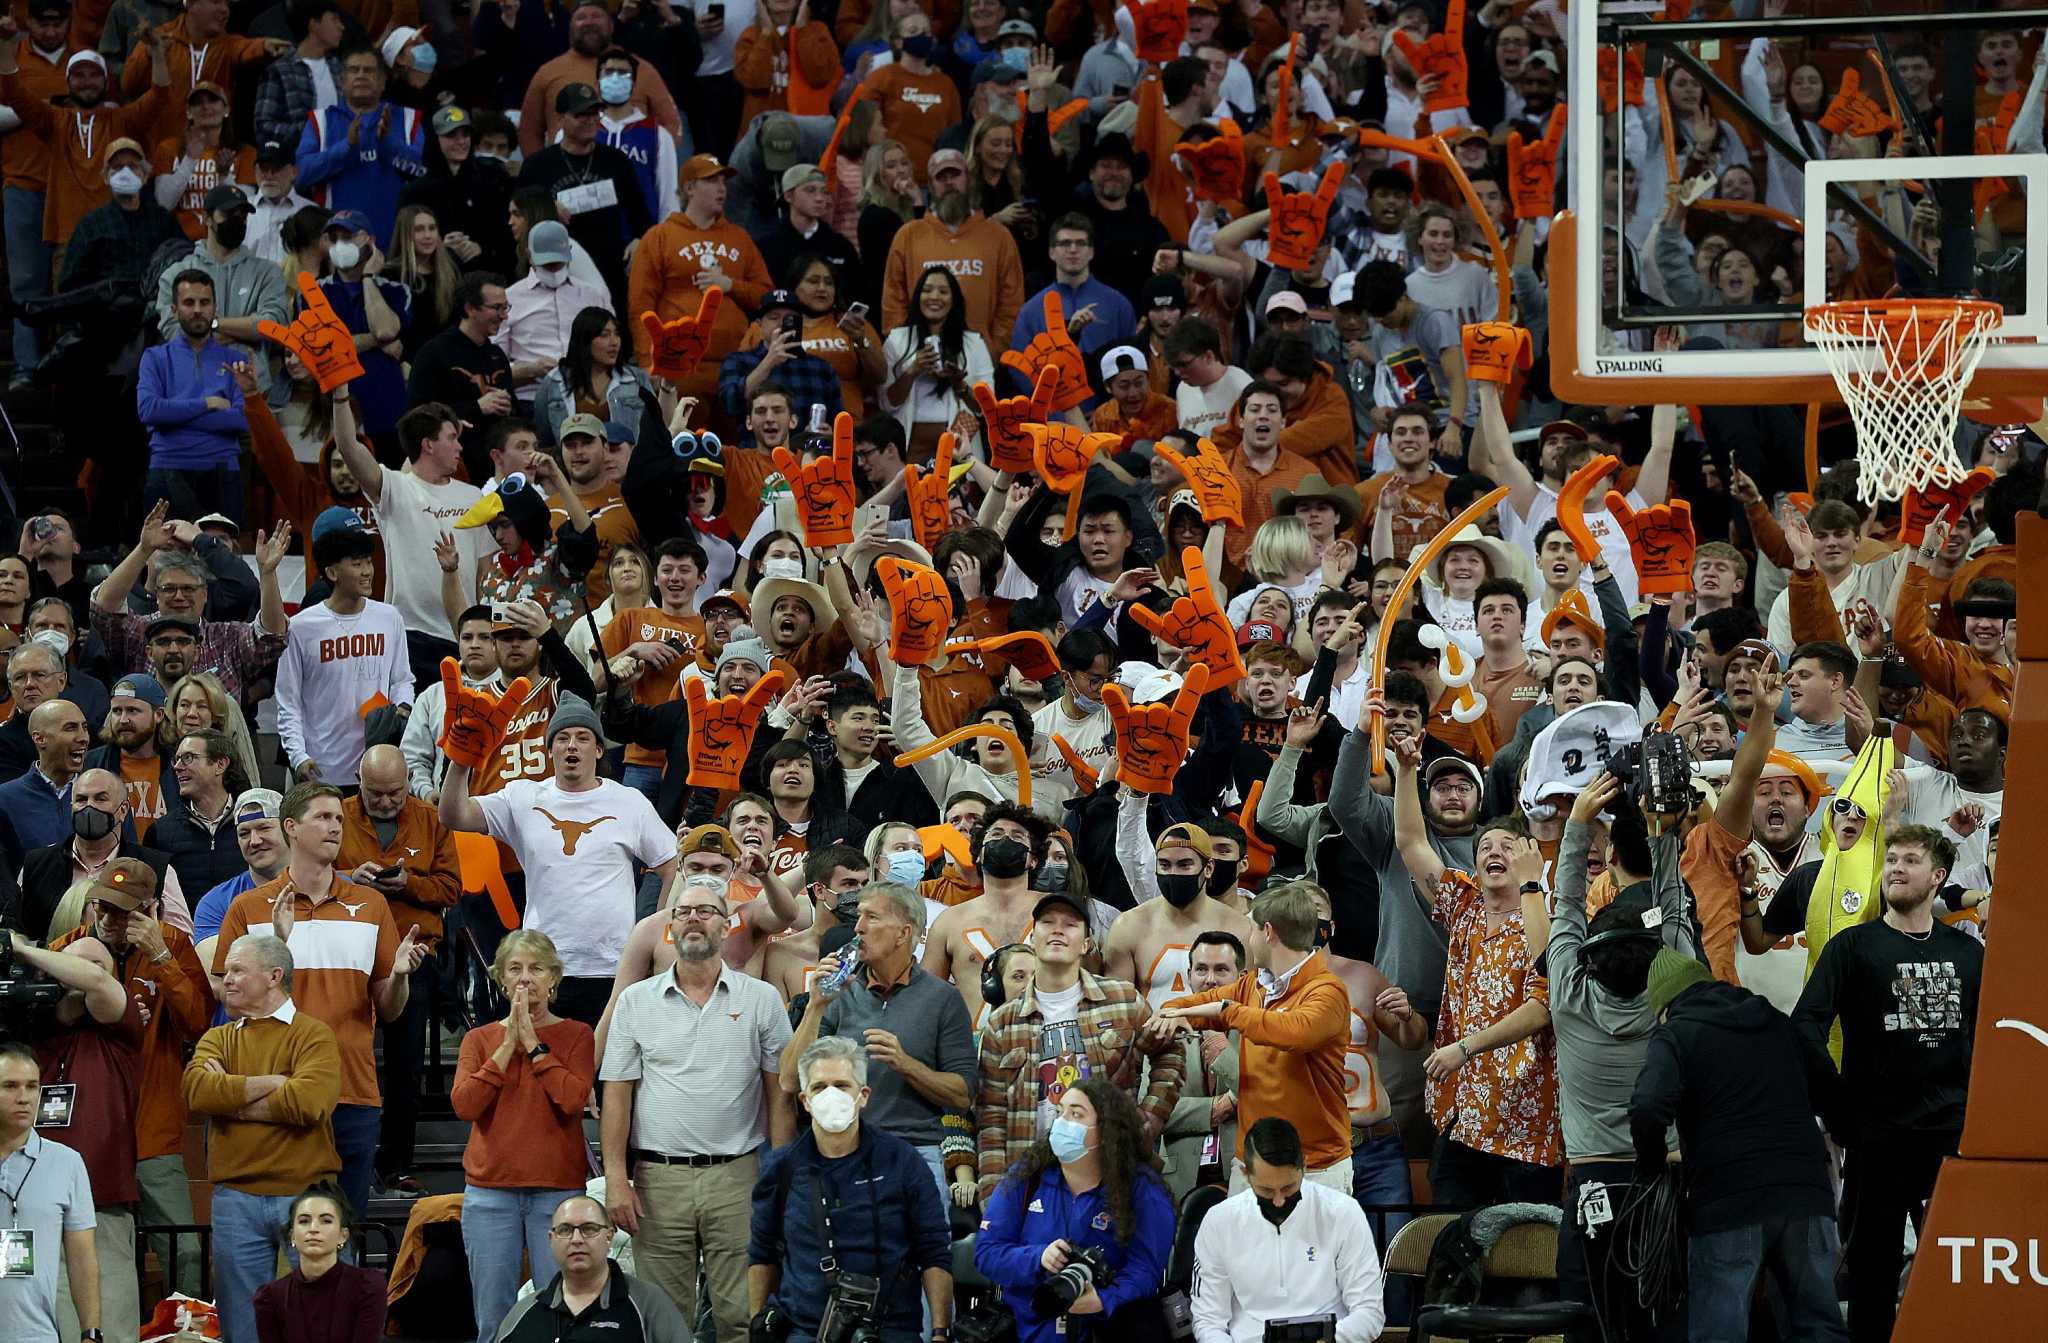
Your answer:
[537,808,617,856]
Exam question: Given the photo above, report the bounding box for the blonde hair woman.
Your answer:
[1228,515,1324,627]
[166,671,262,789]
[857,139,922,305]
[450,930,597,1343]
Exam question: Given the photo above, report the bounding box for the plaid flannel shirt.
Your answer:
[253,52,343,151]
[92,609,286,704]
[716,344,844,432]
[974,968,1184,1198]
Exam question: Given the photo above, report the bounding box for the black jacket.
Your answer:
[801,717,936,836]
[1629,980,1834,1232]
[147,804,245,904]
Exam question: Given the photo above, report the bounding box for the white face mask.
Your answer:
[534,264,569,288]
[108,167,144,195]
[759,555,804,581]
[29,629,70,659]
[329,240,362,271]
[808,1086,859,1133]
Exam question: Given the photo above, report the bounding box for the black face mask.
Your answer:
[72,805,117,841]
[214,213,249,249]
[980,837,1030,879]
[1032,863,1070,893]
[1160,873,1204,908]
[1258,1191,1302,1226]
[1314,919,1334,949]
[1207,858,1240,897]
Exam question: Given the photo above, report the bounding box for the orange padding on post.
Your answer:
[453,830,518,931]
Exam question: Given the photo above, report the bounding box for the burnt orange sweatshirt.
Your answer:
[450,1018,596,1190]
[628,212,772,401]
[337,794,462,946]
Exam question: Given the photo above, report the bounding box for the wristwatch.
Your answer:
[528,1043,551,1061]
[83,1330,106,1343]
[1520,881,1544,896]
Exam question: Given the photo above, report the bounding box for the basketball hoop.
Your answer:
[1804,298,2003,503]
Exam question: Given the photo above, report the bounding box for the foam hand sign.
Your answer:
[1273,36,1300,143]
[436,658,533,770]
[957,630,1061,682]
[1105,662,1209,795]
[1052,732,1100,794]
[641,288,725,382]
[1237,781,1276,881]
[1556,453,1620,564]
[1505,102,1566,221]
[259,273,364,392]
[683,670,788,790]
[1461,323,1533,385]
[770,411,858,547]
[1126,0,1188,62]
[1606,493,1696,594]
[1179,118,1246,202]
[1128,547,1245,689]
[1154,436,1244,528]
[1818,68,1894,138]
[1000,291,1090,412]
[905,431,958,551]
[1025,422,1122,492]
[898,725,1032,806]
[1264,163,1346,271]
[1389,0,1469,112]
[971,371,1058,474]
[1900,466,1997,546]
[1596,46,1645,112]
[877,555,955,667]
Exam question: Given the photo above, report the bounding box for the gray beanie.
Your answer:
[548,693,603,743]
[715,632,774,679]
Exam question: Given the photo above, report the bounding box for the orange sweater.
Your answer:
[117,18,274,150]
[53,921,214,1160]
[336,794,463,946]
[1211,367,1358,486]
[628,212,772,401]
[879,213,1025,356]
[1166,952,1352,1169]
[0,38,69,191]
[734,21,840,125]
[183,1008,341,1195]
[1894,564,2014,722]
[0,75,164,242]
[449,1018,597,1190]
[865,63,962,184]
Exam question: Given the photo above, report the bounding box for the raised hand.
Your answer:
[1000,291,1089,411]
[1900,467,1995,547]
[1263,163,1346,271]
[255,520,293,575]
[904,431,958,551]
[1818,67,1894,138]
[1153,436,1244,527]
[770,410,857,547]
[972,369,1060,473]
[1595,45,1645,113]
[641,288,725,382]
[1025,421,1122,493]
[1505,102,1566,221]
[1125,0,1188,61]
[1127,547,1245,689]
[877,556,955,667]
[1460,322,1533,385]
[1606,493,1696,594]
[1285,697,1326,750]
[258,274,364,392]
[1389,0,1468,111]
[437,658,533,770]
[1555,452,1619,564]
[1177,118,1246,202]
[1104,662,1209,794]
[683,670,788,789]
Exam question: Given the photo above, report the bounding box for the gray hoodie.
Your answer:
[1548,818,1696,1160]
[153,239,292,395]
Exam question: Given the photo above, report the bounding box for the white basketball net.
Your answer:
[1805,300,2003,503]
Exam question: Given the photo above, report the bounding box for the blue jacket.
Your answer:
[975,1162,1176,1343]
[295,102,426,244]
[137,337,247,470]
[0,767,73,860]
[749,1125,951,1340]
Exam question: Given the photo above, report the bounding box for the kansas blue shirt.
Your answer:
[749,1125,952,1339]
[974,1162,1176,1343]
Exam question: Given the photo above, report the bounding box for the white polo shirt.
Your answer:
[599,963,793,1158]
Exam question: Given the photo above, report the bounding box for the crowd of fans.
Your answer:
[0,1,2029,1343]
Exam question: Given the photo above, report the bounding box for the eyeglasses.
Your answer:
[171,751,207,766]
[550,1223,610,1241]
[155,582,204,598]
[672,904,725,922]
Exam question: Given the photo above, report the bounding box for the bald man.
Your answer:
[338,743,461,1195]
[0,698,94,866]
[11,925,148,1343]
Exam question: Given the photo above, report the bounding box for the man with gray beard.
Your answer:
[879,147,1025,353]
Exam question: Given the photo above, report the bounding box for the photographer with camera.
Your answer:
[748,1035,954,1343]
[973,1077,1175,1343]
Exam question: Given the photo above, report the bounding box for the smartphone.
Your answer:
[707,1,724,17]
[844,301,869,324]
[856,502,892,534]
[783,310,802,341]
[376,865,405,881]
[808,403,828,434]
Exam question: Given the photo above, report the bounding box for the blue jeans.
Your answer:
[621,763,664,804]
[332,1102,382,1219]
[1687,1214,1847,1343]
[5,184,49,371]
[461,1185,580,1343]
[1353,1132,1413,1323]
[211,1185,297,1343]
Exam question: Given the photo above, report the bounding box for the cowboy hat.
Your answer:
[849,537,935,588]
[1425,524,1531,594]
[752,574,840,631]
[1274,474,1362,532]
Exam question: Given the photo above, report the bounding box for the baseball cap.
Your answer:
[701,590,751,619]
[312,505,367,543]
[104,136,146,164]
[1098,345,1148,381]
[1537,418,1589,443]
[234,788,284,824]
[758,113,802,173]
[1451,125,1491,146]
[603,419,636,444]
[1727,639,1780,671]
[560,412,606,443]
[1236,620,1283,648]
[1525,50,1561,75]
[432,105,472,136]
[187,80,227,104]
[26,0,71,19]
[680,824,743,860]
[527,220,573,267]
[66,50,105,74]
[255,139,294,168]
[1423,755,1486,796]
[144,614,201,641]
[195,512,237,532]
[682,153,737,182]
[1143,273,1187,311]
[1031,891,1090,924]
[1157,822,1213,859]
[325,208,372,236]
[927,147,968,177]
[973,57,1024,88]
[110,673,167,710]
[90,858,157,912]
[202,183,253,214]
[1265,290,1308,317]
[555,82,602,115]
[759,288,798,315]
[995,18,1036,39]
[780,163,825,195]
[1330,271,1362,307]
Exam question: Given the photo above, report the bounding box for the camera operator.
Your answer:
[494,1194,692,1343]
[1189,1118,1385,1343]
[973,1078,1175,1343]
[748,1036,954,1343]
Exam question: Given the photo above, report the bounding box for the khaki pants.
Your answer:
[57,1204,140,1343]
[136,1153,202,1299]
[631,1154,758,1343]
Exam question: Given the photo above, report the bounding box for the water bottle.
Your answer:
[821,935,862,993]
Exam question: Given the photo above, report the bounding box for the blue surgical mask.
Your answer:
[1071,689,1102,715]
[599,72,633,106]
[1048,1117,1091,1164]
[409,42,437,75]
[1001,46,1029,72]
[885,849,926,887]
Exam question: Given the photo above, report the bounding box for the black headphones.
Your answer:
[981,942,1030,1009]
